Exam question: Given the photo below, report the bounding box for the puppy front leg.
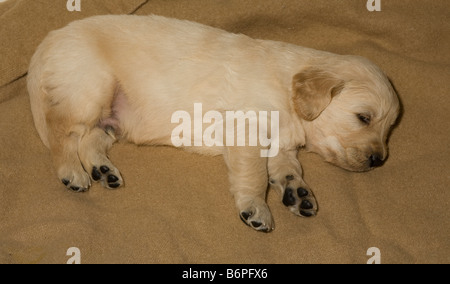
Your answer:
[224,146,274,232]
[268,149,318,217]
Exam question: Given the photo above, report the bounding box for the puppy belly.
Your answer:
[98,117,120,134]
[97,85,127,136]
[97,86,173,146]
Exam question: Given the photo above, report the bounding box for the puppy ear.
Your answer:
[292,68,345,121]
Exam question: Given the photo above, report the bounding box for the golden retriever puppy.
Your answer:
[27,15,400,232]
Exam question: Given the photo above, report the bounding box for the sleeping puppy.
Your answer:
[27,15,400,232]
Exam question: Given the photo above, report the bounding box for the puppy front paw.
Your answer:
[270,175,318,217]
[282,185,318,217]
[238,199,274,233]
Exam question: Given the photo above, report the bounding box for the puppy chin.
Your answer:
[329,158,372,172]
[307,139,372,172]
[330,148,373,172]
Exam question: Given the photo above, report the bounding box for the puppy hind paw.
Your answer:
[60,170,91,193]
[91,165,123,189]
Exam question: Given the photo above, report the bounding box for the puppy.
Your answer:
[27,15,400,232]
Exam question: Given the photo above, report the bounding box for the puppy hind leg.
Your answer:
[78,127,123,189]
[46,113,91,192]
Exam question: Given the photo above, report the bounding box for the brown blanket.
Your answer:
[0,0,449,264]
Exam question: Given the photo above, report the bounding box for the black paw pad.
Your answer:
[91,167,102,181]
[282,188,296,206]
[107,175,119,183]
[300,210,314,217]
[240,211,252,221]
[297,187,309,197]
[240,212,251,226]
[108,183,121,189]
[251,221,262,228]
[70,186,80,192]
[100,166,110,174]
[300,200,314,210]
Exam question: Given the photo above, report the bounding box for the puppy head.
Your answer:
[293,56,400,172]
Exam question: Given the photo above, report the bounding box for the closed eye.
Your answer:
[357,113,371,125]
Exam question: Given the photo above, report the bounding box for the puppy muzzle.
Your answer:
[369,154,384,168]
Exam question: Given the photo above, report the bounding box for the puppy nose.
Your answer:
[369,154,384,168]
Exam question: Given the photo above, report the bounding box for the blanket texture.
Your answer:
[0,0,449,264]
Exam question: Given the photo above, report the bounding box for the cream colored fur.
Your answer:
[27,15,400,232]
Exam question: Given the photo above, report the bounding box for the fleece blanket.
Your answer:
[0,0,449,264]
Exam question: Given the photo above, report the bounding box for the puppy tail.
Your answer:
[27,41,50,148]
